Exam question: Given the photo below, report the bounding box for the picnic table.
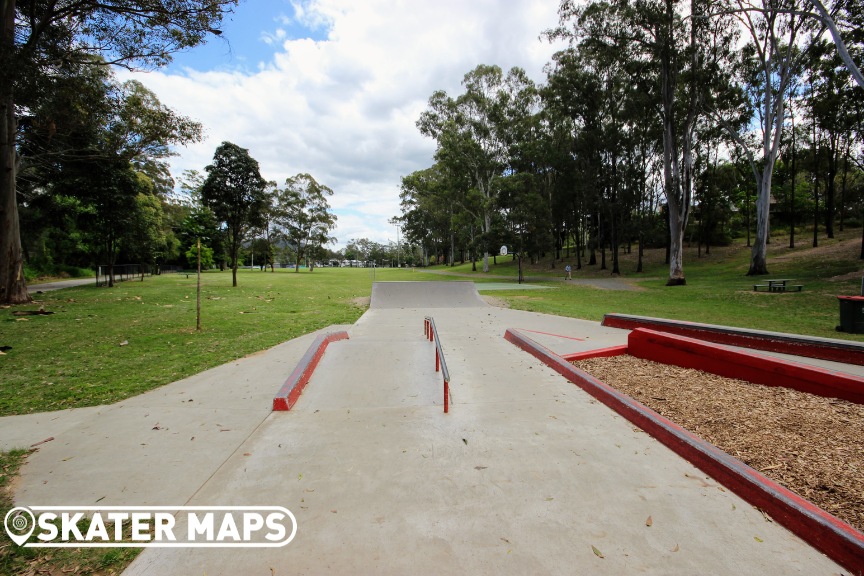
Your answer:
[753,279,804,292]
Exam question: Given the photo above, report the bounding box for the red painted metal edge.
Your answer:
[504,328,864,574]
[561,345,628,362]
[272,331,349,411]
[629,328,864,404]
[602,313,864,366]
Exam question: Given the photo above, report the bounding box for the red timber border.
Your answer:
[272,331,350,411]
[560,345,628,362]
[602,313,864,366]
[629,328,864,404]
[504,327,864,574]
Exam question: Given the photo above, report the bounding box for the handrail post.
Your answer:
[424,316,450,414]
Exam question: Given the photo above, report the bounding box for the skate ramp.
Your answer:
[370,281,488,309]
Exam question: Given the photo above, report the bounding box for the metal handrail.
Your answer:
[424,316,451,413]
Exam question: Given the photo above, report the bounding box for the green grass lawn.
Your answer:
[0,267,446,416]
[3,234,864,417]
[443,232,864,340]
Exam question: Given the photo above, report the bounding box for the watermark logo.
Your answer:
[4,506,296,548]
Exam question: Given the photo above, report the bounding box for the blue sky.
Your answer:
[166,1,329,74]
[126,0,566,248]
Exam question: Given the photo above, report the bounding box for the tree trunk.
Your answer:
[789,106,796,249]
[482,211,491,273]
[824,133,838,238]
[839,143,850,232]
[0,0,30,305]
[748,170,771,275]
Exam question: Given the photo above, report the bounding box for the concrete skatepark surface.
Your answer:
[1,281,849,574]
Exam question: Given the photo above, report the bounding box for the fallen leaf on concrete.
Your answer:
[591,545,604,558]
[243,453,251,456]
[671,543,679,552]
[645,516,653,527]
[30,437,54,447]
[152,423,162,430]
[754,536,763,543]
[330,509,337,514]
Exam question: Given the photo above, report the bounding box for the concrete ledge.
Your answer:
[272,331,349,411]
[504,327,864,574]
[602,313,864,366]
[629,328,864,404]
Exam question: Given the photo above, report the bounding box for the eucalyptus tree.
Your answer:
[550,0,735,284]
[275,173,337,273]
[1,0,236,304]
[713,0,815,274]
[20,70,201,283]
[417,65,536,272]
[543,48,606,268]
[807,40,859,238]
[399,163,475,266]
[201,142,268,287]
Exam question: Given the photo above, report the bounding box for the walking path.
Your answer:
[1,282,847,574]
[28,277,95,292]
[425,268,642,291]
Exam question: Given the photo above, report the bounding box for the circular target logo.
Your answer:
[4,507,36,546]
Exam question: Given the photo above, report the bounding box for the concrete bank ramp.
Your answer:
[370,281,487,309]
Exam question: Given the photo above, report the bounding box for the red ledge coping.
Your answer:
[629,327,864,404]
[602,313,864,366]
[504,327,864,574]
[272,331,349,411]
[560,345,628,362]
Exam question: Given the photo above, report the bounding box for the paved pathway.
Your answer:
[425,268,642,291]
[0,282,847,574]
[28,277,96,292]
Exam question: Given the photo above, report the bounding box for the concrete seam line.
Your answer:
[272,331,350,411]
[602,313,864,366]
[504,328,864,574]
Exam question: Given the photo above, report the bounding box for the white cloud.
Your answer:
[124,0,565,248]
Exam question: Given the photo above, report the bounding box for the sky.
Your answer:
[123,0,567,248]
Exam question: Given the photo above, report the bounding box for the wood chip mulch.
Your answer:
[572,355,864,533]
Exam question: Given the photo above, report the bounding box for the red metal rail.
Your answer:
[424,317,451,413]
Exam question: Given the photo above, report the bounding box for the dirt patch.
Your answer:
[573,355,864,533]
[771,237,861,263]
[480,295,510,308]
[351,296,371,308]
[830,270,864,283]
